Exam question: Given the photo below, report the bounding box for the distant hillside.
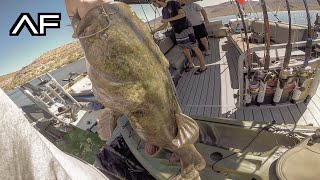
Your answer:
[204,0,320,19]
[0,41,84,91]
[0,72,19,91]
[148,0,320,30]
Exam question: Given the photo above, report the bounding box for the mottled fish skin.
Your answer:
[77,2,206,179]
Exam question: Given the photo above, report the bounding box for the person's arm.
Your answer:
[162,9,185,23]
[65,0,79,38]
[152,22,169,34]
[200,8,209,24]
[162,2,186,23]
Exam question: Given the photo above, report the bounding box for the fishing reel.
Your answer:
[272,67,295,105]
[314,14,320,35]
[296,66,313,89]
[249,80,260,96]
[305,66,320,103]
[245,70,277,106]
[278,67,295,88]
[256,70,275,106]
[308,129,320,145]
[291,66,313,103]
[244,73,260,106]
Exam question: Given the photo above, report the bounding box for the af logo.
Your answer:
[10,13,61,36]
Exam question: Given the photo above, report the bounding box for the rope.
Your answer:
[249,0,258,19]
[266,4,282,22]
[154,8,157,31]
[139,0,153,32]
[255,1,281,22]
[275,0,283,17]
[78,5,116,39]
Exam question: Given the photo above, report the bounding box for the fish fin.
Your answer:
[172,113,199,148]
[97,108,122,141]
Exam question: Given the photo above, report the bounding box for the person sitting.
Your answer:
[177,0,210,56]
[151,0,207,75]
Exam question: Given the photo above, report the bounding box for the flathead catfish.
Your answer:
[76,2,205,179]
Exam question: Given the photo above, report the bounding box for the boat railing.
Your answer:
[19,73,82,125]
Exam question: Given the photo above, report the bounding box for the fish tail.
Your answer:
[172,113,199,148]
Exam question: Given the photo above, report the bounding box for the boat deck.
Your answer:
[172,37,320,126]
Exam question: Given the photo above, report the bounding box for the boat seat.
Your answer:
[251,20,316,44]
[253,47,305,65]
[276,137,320,180]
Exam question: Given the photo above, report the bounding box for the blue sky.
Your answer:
[0,0,216,76]
[0,0,75,75]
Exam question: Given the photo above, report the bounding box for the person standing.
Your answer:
[152,0,207,75]
[177,0,210,56]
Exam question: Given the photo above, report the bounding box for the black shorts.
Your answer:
[193,23,208,39]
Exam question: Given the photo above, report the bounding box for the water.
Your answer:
[131,4,162,22]
[130,3,319,27]
[209,11,319,26]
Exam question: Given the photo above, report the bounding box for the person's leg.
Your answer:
[192,47,206,69]
[196,24,210,55]
[193,25,204,52]
[200,36,210,55]
[197,38,205,51]
[183,48,194,67]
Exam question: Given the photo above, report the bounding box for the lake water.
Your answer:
[209,11,319,26]
[131,3,319,27]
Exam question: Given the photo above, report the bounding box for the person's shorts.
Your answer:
[193,23,208,39]
[175,26,197,49]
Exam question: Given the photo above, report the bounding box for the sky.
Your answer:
[0,0,217,76]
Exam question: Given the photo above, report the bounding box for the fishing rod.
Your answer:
[234,0,254,105]
[260,0,270,71]
[236,1,251,78]
[291,0,314,103]
[273,0,295,105]
[256,0,272,105]
[302,0,312,67]
[283,0,292,69]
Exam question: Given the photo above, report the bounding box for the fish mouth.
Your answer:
[144,143,160,156]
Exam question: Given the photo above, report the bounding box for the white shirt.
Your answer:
[181,3,204,26]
